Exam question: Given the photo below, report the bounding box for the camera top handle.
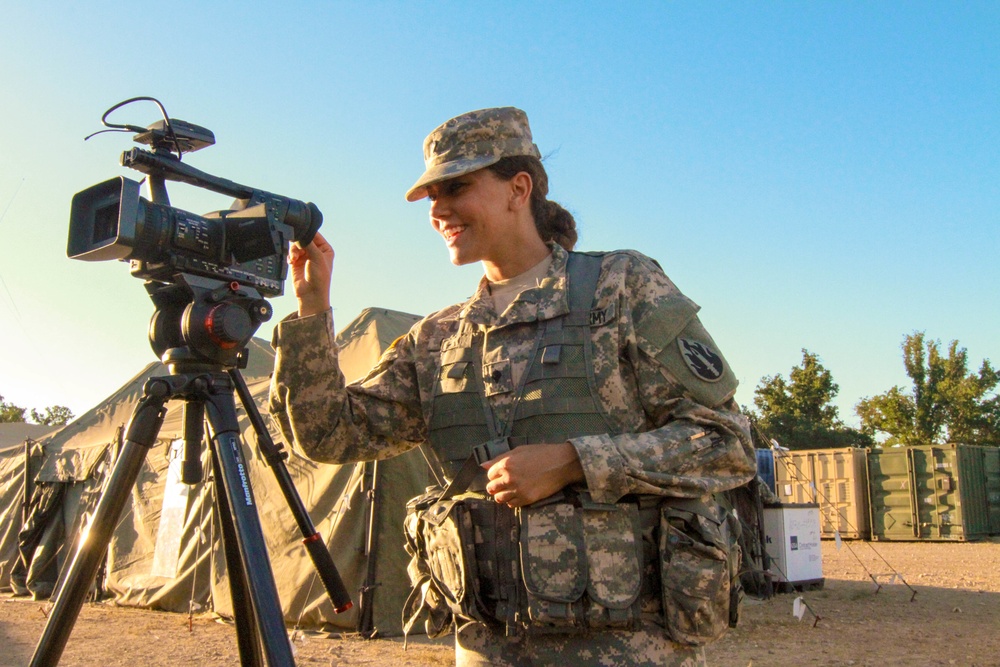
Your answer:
[122,145,321,248]
[92,96,321,247]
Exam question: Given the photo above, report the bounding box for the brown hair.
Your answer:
[487,156,578,251]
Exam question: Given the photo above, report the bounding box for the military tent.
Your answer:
[0,423,54,591]
[3,307,430,637]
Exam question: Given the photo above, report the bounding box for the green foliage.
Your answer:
[1,394,27,423]
[29,405,75,427]
[856,333,999,446]
[0,393,74,426]
[750,350,870,450]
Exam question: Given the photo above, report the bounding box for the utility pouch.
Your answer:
[402,488,492,638]
[658,499,737,646]
[518,498,643,633]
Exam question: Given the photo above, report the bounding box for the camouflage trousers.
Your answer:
[454,619,707,667]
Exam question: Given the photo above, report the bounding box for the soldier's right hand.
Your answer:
[290,231,334,318]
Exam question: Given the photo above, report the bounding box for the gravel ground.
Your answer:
[3,539,999,666]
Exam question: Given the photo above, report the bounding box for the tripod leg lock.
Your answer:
[128,379,171,448]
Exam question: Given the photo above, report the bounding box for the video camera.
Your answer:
[67,97,321,298]
[66,97,323,368]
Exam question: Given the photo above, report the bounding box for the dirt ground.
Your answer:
[3,540,999,666]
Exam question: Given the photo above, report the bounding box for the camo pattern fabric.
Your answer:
[268,243,755,663]
[518,499,642,630]
[659,501,738,645]
[269,243,753,504]
[406,106,541,201]
[454,619,708,667]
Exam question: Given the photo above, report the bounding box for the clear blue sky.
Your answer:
[1,2,997,427]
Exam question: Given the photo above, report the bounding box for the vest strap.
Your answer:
[438,437,513,501]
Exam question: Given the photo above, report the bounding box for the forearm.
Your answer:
[570,398,755,504]
[268,310,425,463]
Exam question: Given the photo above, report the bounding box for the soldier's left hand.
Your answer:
[482,443,585,507]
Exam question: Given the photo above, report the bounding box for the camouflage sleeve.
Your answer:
[570,252,756,504]
[267,309,427,464]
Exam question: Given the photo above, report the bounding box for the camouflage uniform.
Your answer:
[269,106,755,665]
[269,244,754,665]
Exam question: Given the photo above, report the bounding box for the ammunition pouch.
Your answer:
[402,487,645,638]
[519,496,643,632]
[403,456,742,645]
[402,490,492,638]
[658,498,742,646]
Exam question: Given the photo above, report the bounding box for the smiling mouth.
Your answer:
[442,226,467,245]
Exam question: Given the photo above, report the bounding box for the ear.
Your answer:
[508,171,533,211]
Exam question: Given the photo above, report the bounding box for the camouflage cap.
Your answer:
[405,107,542,202]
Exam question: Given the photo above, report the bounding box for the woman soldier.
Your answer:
[268,107,755,666]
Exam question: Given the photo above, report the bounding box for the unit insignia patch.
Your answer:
[677,338,724,382]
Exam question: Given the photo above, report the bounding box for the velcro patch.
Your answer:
[677,338,725,382]
[482,358,513,396]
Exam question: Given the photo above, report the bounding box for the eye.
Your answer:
[445,180,467,196]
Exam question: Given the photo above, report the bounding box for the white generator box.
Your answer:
[763,503,824,590]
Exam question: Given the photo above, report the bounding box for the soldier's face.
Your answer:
[426,169,515,266]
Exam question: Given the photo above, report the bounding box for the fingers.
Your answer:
[483,455,536,508]
[482,455,517,506]
[480,444,584,508]
[290,232,333,266]
[492,490,519,507]
[290,231,334,317]
[482,456,506,491]
[307,232,334,263]
[288,244,307,266]
[487,482,520,507]
[295,230,329,250]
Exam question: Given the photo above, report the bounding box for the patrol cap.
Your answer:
[405,107,542,202]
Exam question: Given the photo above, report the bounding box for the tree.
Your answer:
[1,393,74,426]
[30,405,75,427]
[750,349,870,450]
[1,394,27,423]
[856,333,1000,446]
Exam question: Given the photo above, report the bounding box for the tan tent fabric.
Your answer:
[333,307,420,383]
[6,307,429,635]
[1,426,57,593]
[0,435,47,590]
[0,423,56,449]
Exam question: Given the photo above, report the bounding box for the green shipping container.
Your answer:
[867,444,1000,541]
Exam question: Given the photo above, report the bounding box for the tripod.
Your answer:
[30,277,352,666]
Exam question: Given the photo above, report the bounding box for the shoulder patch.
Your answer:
[677,338,725,382]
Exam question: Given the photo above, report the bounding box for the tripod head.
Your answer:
[146,272,272,372]
[140,270,272,488]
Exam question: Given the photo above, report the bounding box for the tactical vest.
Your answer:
[403,251,741,645]
[426,251,614,481]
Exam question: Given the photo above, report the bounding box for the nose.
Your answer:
[429,197,447,227]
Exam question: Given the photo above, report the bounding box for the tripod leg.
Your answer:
[229,368,353,614]
[358,460,381,638]
[211,441,265,667]
[204,385,295,666]
[30,383,170,666]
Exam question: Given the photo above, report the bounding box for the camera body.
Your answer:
[66,101,323,367]
[67,115,321,298]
